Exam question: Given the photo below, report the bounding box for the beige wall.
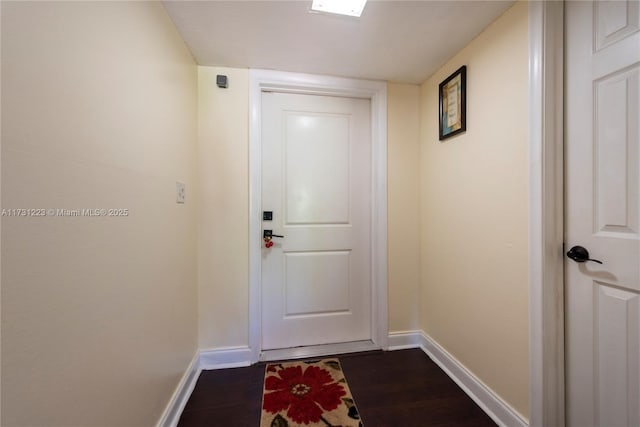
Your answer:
[419,1,529,418]
[197,66,250,349]
[0,3,3,423]
[387,83,421,332]
[1,2,198,426]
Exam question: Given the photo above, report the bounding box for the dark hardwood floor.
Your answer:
[177,348,497,427]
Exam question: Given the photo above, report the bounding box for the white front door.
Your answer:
[565,1,640,426]
[260,92,372,350]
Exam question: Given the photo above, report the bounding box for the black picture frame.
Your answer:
[438,65,467,141]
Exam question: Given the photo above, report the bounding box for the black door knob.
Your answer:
[566,245,603,264]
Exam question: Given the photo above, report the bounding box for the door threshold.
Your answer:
[260,340,379,362]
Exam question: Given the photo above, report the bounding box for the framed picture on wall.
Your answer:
[438,65,467,141]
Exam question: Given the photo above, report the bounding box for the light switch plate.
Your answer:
[176,182,186,204]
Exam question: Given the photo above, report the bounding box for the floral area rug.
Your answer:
[260,358,363,427]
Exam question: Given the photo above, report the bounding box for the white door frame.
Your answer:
[528,1,565,426]
[248,69,388,363]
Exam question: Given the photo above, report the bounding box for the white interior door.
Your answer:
[565,1,640,426]
[260,92,372,350]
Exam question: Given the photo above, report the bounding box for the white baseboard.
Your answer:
[415,332,528,427]
[157,346,253,427]
[156,352,201,427]
[199,346,252,370]
[387,330,424,350]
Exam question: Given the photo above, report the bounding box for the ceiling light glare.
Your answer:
[311,0,368,17]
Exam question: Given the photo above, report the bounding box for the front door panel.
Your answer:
[261,92,372,350]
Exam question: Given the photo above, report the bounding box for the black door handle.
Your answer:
[263,230,284,239]
[566,245,603,264]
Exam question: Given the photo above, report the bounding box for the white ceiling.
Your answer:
[163,0,515,84]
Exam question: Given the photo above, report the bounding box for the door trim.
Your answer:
[528,1,565,426]
[248,69,388,363]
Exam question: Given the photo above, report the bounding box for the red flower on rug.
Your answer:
[263,364,347,424]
